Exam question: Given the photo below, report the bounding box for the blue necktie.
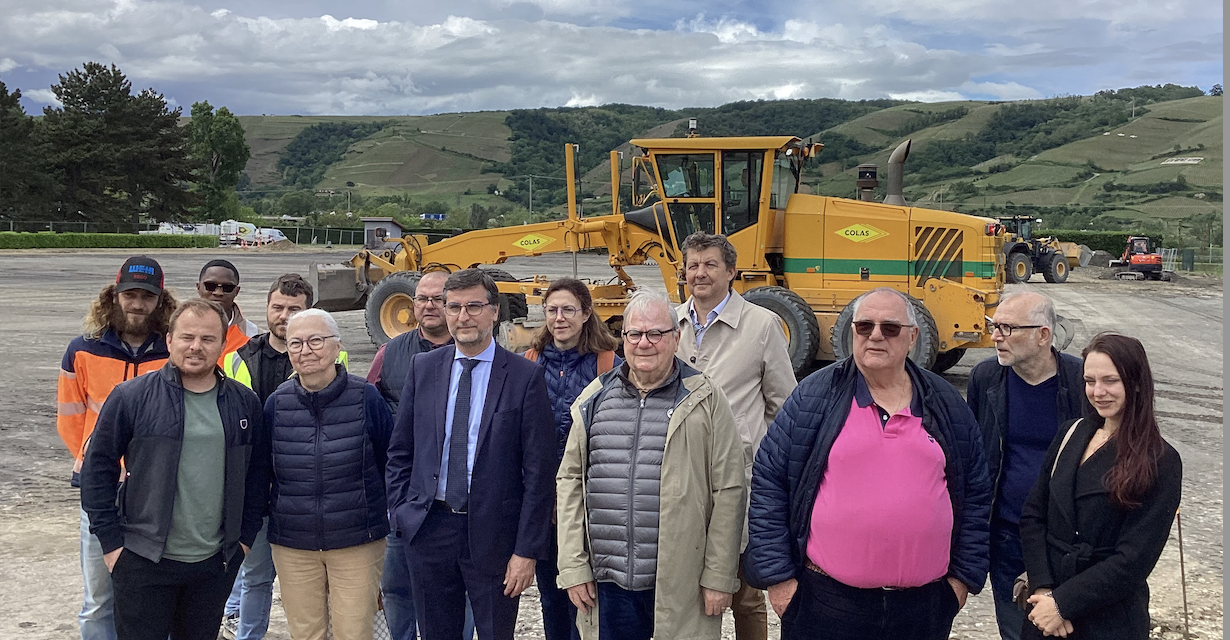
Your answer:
[446,359,480,512]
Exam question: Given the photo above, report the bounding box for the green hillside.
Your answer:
[234,86,1220,243]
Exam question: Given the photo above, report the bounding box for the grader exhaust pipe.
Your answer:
[884,139,911,206]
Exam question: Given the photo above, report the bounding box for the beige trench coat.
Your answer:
[555,363,747,640]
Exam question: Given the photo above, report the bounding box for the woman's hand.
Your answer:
[1027,591,1075,637]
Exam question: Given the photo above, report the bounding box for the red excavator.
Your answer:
[1109,236,1164,280]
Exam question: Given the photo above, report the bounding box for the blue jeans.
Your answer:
[80,507,117,640]
[596,583,654,640]
[224,518,275,640]
[384,530,477,640]
[990,518,1026,640]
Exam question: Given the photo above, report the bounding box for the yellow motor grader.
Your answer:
[311,134,1007,374]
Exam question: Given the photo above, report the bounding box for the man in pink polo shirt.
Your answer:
[743,287,992,640]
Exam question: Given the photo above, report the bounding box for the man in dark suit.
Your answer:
[386,268,555,640]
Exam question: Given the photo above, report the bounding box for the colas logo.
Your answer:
[512,233,556,251]
[835,224,888,243]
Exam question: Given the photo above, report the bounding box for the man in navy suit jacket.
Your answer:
[386,269,555,640]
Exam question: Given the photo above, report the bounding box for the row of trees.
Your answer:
[0,62,251,224]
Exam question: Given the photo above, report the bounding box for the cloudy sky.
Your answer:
[1,0,1222,115]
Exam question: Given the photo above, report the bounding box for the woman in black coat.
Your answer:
[1020,333,1182,639]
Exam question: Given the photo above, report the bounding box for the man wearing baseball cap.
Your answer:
[57,256,178,640]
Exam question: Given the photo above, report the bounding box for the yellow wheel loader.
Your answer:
[312,134,1007,374]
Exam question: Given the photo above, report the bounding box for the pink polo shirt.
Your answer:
[805,381,953,589]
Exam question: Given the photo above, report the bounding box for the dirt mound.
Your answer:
[256,239,298,252]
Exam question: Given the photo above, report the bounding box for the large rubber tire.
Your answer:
[480,268,530,322]
[931,348,966,374]
[743,286,820,377]
[1007,252,1033,283]
[831,295,939,370]
[1043,253,1070,283]
[365,271,422,345]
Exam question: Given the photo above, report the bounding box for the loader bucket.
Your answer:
[311,262,367,312]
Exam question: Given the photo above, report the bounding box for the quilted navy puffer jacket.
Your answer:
[743,357,991,593]
[536,343,620,463]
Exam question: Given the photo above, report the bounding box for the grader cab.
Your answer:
[312,135,1006,374]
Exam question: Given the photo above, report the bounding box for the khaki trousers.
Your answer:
[733,565,769,640]
[270,539,386,640]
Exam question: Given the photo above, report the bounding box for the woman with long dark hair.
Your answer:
[1019,333,1182,639]
[524,278,620,640]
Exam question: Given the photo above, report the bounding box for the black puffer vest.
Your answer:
[267,369,389,550]
[378,329,452,413]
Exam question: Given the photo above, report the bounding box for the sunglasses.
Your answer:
[853,321,914,338]
[201,282,238,293]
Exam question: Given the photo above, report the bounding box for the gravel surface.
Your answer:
[0,248,1219,639]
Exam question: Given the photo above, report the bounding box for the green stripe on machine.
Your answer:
[783,258,997,277]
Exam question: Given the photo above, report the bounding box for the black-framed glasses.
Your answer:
[989,322,1044,337]
[287,335,338,352]
[853,321,914,338]
[413,295,444,306]
[201,282,237,293]
[544,305,580,319]
[444,302,493,317]
[623,328,676,344]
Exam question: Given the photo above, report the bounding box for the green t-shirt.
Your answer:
[163,386,226,562]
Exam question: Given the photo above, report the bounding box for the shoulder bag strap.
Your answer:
[1050,418,1083,478]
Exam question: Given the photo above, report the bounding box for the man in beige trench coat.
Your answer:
[556,289,747,640]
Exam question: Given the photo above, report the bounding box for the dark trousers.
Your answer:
[535,528,580,640]
[407,502,520,640]
[781,567,960,640]
[596,583,654,640]
[110,548,241,640]
[990,518,1027,640]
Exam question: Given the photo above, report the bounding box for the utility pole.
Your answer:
[528,176,534,215]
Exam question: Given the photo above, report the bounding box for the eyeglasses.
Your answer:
[201,282,237,293]
[413,295,444,306]
[287,335,338,352]
[989,322,1044,337]
[622,328,676,344]
[444,302,493,317]
[852,321,914,338]
[544,305,580,319]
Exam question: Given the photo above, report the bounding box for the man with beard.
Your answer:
[58,256,178,640]
[219,274,320,640]
[197,260,259,359]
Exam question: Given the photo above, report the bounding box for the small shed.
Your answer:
[362,217,405,249]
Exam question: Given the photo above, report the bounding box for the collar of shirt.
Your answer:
[454,338,497,364]
[687,289,732,332]
[853,369,923,417]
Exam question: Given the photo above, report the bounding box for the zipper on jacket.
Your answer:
[626,394,645,587]
[312,394,326,550]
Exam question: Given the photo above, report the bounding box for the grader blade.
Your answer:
[311,262,367,312]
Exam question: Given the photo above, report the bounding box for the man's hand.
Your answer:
[947,577,969,611]
[702,588,732,616]
[502,554,536,597]
[103,549,122,573]
[1027,592,1074,637]
[567,582,597,614]
[766,578,798,617]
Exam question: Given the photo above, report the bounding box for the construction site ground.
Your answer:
[0,248,1221,640]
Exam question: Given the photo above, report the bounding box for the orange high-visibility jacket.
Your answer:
[56,330,169,466]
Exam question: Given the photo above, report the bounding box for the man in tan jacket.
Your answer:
[556,289,747,640]
[675,232,797,640]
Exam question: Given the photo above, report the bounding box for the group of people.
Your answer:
[57,232,1182,640]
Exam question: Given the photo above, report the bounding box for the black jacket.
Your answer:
[967,347,1090,513]
[743,357,992,593]
[263,368,393,550]
[1020,418,1182,640]
[376,329,452,413]
[81,363,267,564]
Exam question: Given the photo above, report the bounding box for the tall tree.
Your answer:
[188,101,251,222]
[0,79,56,220]
[40,62,198,225]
